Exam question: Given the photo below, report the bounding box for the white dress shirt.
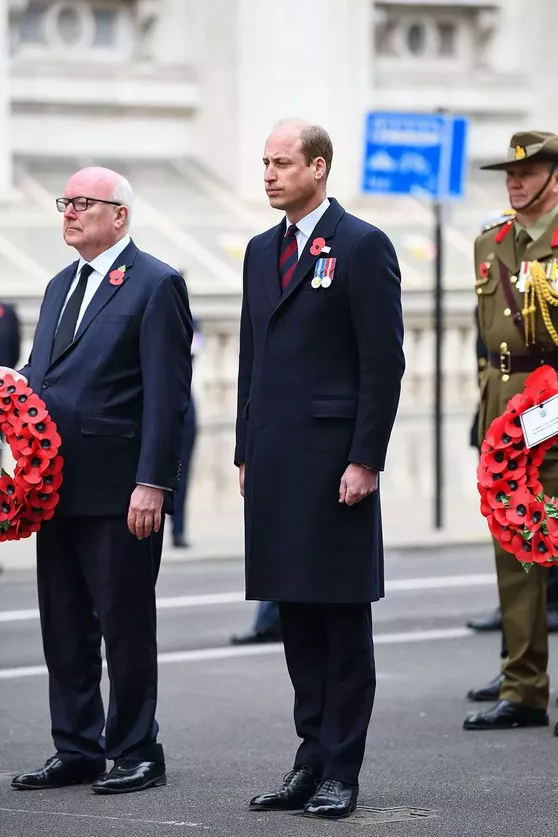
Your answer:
[58,235,131,334]
[287,198,330,257]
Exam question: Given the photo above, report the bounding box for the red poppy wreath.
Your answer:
[0,374,62,540]
[478,365,558,569]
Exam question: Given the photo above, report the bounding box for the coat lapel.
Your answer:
[494,222,517,273]
[278,198,345,309]
[263,222,285,308]
[524,220,558,264]
[33,262,78,381]
[49,240,139,368]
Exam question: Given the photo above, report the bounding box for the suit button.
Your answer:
[41,381,49,389]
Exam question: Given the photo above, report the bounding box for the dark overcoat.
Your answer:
[235,199,405,603]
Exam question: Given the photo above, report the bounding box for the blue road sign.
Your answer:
[362,112,468,200]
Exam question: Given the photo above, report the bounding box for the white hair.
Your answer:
[111,174,134,229]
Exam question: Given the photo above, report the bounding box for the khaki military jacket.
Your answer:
[474,212,558,442]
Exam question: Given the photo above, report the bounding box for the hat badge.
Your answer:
[514,145,527,160]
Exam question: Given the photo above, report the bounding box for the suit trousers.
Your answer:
[37,515,164,767]
[279,602,375,785]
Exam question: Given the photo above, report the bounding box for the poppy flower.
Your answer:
[488,515,513,543]
[109,268,126,286]
[39,469,63,494]
[501,452,527,476]
[528,531,554,563]
[525,478,543,497]
[19,395,48,425]
[309,237,326,256]
[505,489,534,526]
[485,416,515,450]
[502,414,524,440]
[524,365,558,396]
[483,449,510,474]
[492,506,512,528]
[479,262,490,280]
[0,492,19,523]
[0,377,31,400]
[12,435,38,457]
[506,392,534,415]
[20,454,51,484]
[42,455,63,476]
[509,532,535,561]
[34,425,62,457]
[523,500,545,532]
[27,489,59,511]
[486,480,510,509]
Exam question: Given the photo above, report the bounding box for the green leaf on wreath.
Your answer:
[0,468,9,477]
[521,562,533,573]
[520,528,533,541]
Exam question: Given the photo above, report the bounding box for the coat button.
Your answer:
[503,308,512,317]
[500,342,508,351]
[502,374,510,383]
[476,287,483,295]
[41,381,49,389]
[510,275,518,284]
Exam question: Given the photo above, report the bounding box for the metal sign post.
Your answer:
[362,112,468,529]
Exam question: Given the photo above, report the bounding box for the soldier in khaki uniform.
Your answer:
[465,131,558,732]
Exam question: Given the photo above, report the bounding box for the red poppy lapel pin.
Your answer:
[109,264,126,286]
[310,237,331,256]
[479,262,490,280]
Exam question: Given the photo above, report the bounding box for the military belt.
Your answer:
[488,348,558,374]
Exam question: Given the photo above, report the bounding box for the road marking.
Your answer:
[0,574,497,625]
[0,627,474,680]
[0,807,206,827]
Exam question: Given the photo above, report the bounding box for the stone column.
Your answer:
[235,0,371,202]
[194,0,372,203]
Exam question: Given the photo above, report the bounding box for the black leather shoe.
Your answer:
[467,673,505,702]
[231,629,282,645]
[464,699,549,730]
[92,760,166,795]
[548,609,558,632]
[554,722,558,736]
[466,608,502,631]
[249,766,318,811]
[172,535,189,548]
[304,779,358,819]
[12,756,105,790]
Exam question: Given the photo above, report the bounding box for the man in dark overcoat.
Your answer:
[235,120,405,819]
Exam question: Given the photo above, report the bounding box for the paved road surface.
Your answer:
[1,545,557,837]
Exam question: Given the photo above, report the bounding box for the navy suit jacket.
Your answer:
[0,302,21,369]
[21,239,193,517]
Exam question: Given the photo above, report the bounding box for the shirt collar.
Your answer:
[515,205,558,242]
[288,197,330,239]
[77,235,131,276]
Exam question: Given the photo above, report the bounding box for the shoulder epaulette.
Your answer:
[481,209,516,233]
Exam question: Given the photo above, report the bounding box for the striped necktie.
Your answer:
[279,224,299,291]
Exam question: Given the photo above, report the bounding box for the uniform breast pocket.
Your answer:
[477,276,500,334]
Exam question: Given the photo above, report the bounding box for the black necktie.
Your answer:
[51,263,94,362]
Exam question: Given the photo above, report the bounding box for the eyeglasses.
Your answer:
[56,196,122,213]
